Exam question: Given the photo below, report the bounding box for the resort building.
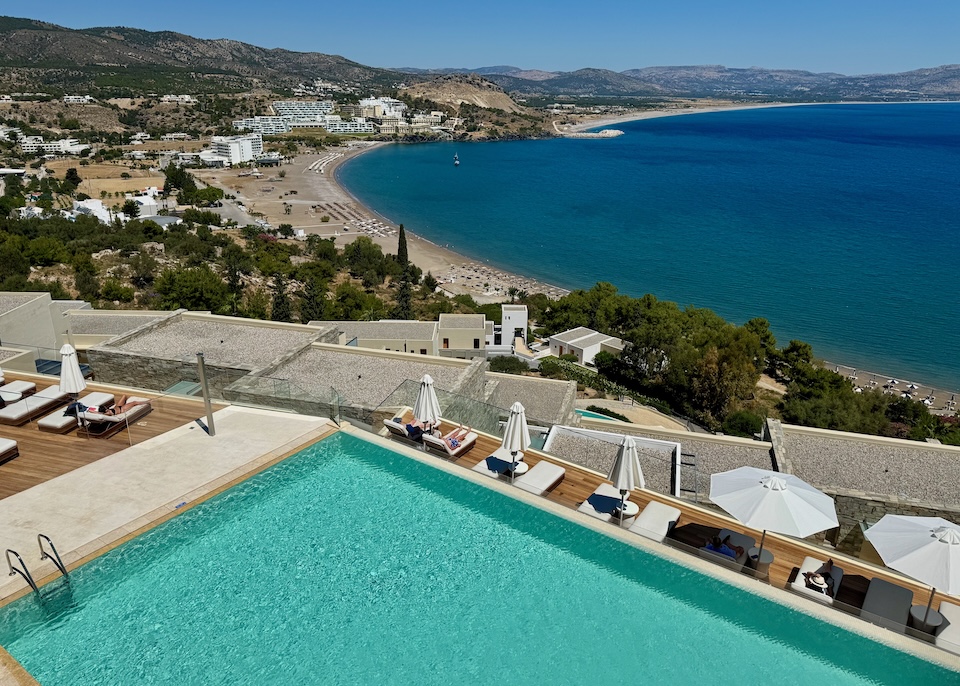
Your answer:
[271,100,335,117]
[160,94,197,104]
[18,137,90,156]
[548,326,625,366]
[204,133,264,167]
[62,95,95,104]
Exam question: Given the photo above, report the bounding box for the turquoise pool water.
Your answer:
[576,408,616,420]
[0,432,952,685]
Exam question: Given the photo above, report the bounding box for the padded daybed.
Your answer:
[861,577,913,633]
[37,392,115,434]
[0,437,18,465]
[422,430,477,459]
[789,556,845,605]
[628,500,682,542]
[578,483,635,525]
[0,380,36,397]
[514,461,565,496]
[472,447,524,479]
[0,385,69,426]
[77,397,152,438]
[936,600,960,655]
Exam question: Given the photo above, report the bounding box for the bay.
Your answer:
[338,104,960,391]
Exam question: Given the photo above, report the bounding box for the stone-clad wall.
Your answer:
[86,347,249,398]
[828,487,960,555]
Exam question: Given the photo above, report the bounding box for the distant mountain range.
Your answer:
[0,16,958,101]
[396,64,960,100]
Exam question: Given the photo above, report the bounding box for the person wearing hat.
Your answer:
[803,559,837,596]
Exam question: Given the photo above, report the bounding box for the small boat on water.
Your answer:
[454,153,460,167]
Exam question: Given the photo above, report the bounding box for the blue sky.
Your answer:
[18,1,960,74]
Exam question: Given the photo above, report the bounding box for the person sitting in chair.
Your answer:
[405,419,429,441]
[705,535,744,560]
[803,559,837,596]
[87,395,150,417]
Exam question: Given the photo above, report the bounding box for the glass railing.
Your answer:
[222,374,343,425]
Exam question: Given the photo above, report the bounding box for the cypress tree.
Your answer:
[397,224,408,270]
[299,276,327,323]
[270,273,292,322]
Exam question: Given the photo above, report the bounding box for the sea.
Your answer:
[337,103,960,391]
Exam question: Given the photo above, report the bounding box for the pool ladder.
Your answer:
[5,534,70,597]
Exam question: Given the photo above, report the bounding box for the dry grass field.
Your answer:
[44,161,165,196]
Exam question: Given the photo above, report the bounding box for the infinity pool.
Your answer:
[0,432,952,684]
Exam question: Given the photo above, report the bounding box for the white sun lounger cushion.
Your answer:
[0,385,67,423]
[471,448,524,479]
[0,437,17,457]
[514,461,565,496]
[38,392,115,431]
[0,380,36,395]
[789,556,845,605]
[936,601,960,655]
[628,501,682,542]
[861,577,913,633]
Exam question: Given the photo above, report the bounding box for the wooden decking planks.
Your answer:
[396,413,954,615]
[0,372,222,500]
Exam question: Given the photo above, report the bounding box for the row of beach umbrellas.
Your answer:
[412,374,959,625]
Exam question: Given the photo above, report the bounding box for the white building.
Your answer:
[160,95,197,104]
[233,116,290,135]
[19,137,90,155]
[71,199,117,225]
[207,133,264,166]
[359,96,408,119]
[271,101,335,117]
[318,117,374,134]
[548,327,625,366]
[130,132,151,141]
[160,133,192,141]
[124,193,159,217]
[63,95,95,104]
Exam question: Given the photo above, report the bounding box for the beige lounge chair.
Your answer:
[861,577,913,633]
[472,447,524,479]
[789,556,845,605]
[0,437,18,465]
[514,461,566,496]
[0,385,69,426]
[628,500,682,542]
[936,600,960,655]
[422,429,476,459]
[77,397,152,438]
[37,392,115,434]
[578,483,636,525]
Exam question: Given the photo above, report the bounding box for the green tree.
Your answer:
[489,356,529,375]
[391,272,414,319]
[421,271,438,295]
[299,276,327,323]
[270,273,293,322]
[242,287,269,320]
[100,278,135,303]
[129,251,158,288]
[122,199,140,218]
[154,264,229,312]
[0,240,30,281]
[397,224,408,270]
[64,167,83,187]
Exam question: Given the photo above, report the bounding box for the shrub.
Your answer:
[721,410,764,438]
[100,278,135,303]
[488,356,529,375]
[585,405,631,423]
[538,357,564,379]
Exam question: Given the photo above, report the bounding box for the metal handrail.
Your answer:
[37,534,69,581]
[5,549,39,595]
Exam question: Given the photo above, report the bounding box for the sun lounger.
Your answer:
[936,601,960,655]
[77,397,152,438]
[383,418,417,441]
[514,461,565,496]
[718,528,755,567]
[422,430,477,459]
[628,500,682,542]
[0,385,69,426]
[861,577,913,633]
[471,447,524,478]
[578,483,636,525]
[0,438,18,465]
[0,380,36,396]
[789,556,845,605]
[37,392,115,434]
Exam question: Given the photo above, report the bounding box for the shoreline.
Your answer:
[199,103,960,407]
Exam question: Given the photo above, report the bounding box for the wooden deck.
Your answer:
[0,372,222,500]
[392,413,955,623]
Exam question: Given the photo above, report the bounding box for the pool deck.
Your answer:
[380,413,960,669]
[0,371,228,500]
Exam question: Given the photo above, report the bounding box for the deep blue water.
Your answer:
[338,104,960,390]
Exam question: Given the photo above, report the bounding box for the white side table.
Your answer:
[746,547,774,579]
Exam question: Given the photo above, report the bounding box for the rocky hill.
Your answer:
[0,16,413,95]
[401,74,524,113]
[400,64,960,101]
